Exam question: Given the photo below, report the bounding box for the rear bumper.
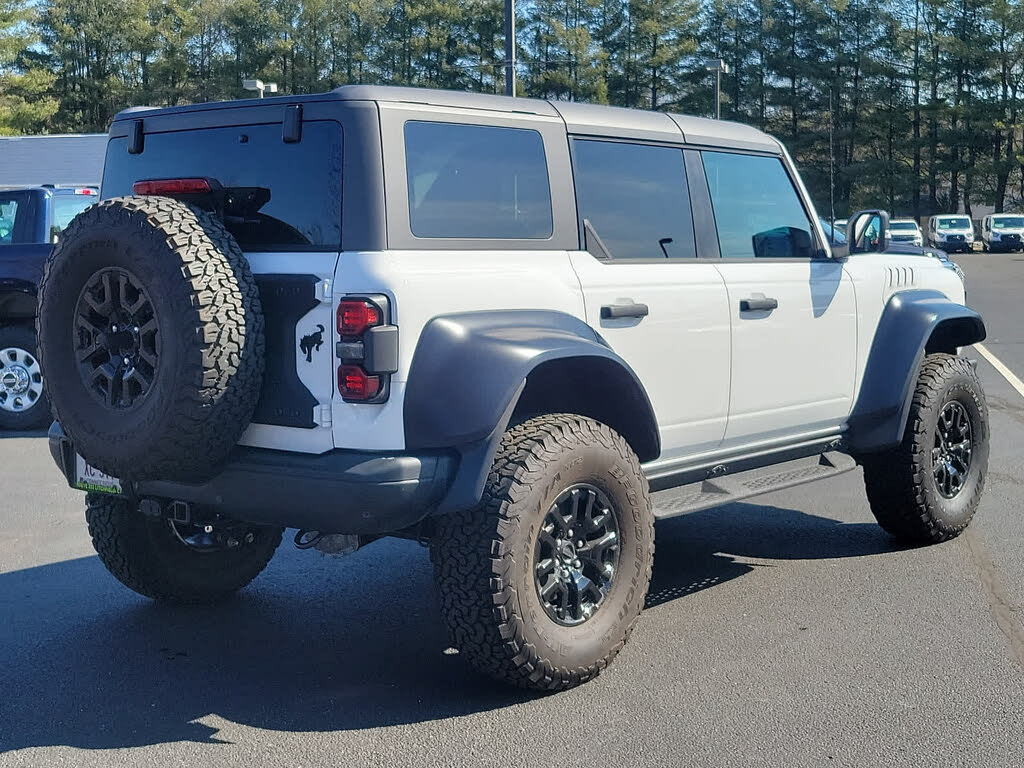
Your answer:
[48,423,456,535]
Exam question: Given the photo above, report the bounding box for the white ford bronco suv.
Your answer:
[38,86,988,691]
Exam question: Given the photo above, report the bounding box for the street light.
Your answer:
[504,0,516,96]
[704,59,729,120]
[242,79,278,99]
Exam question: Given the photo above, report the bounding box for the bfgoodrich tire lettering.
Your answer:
[36,196,264,480]
[85,493,282,603]
[432,414,655,690]
[862,353,989,543]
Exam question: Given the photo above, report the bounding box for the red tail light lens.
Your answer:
[133,178,212,196]
[337,300,381,337]
[338,365,381,401]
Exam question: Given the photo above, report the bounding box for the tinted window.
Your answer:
[994,217,1024,228]
[405,121,552,239]
[572,139,695,260]
[0,197,20,244]
[702,152,815,259]
[102,122,342,251]
[51,195,95,240]
[937,218,971,230]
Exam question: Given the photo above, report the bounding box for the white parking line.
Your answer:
[975,343,1024,400]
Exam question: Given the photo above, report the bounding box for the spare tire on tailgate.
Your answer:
[37,196,264,481]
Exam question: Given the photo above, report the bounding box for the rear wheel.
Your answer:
[862,354,988,543]
[0,324,50,430]
[432,414,654,690]
[85,493,282,603]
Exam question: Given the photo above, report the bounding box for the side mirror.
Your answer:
[847,209,891,254]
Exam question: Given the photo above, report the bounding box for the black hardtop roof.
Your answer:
[111,84,780,153]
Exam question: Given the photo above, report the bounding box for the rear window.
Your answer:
[102,122,342,251]
[404,121,553,239]
[51,195,95,240]
[0,197,21,244]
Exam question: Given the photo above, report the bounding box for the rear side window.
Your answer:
[102,122,343,251]
[404,121,553,239]
[702,151,815,259]
[571,139,696,260]
[0,196,21,244]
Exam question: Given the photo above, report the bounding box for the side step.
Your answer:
[652,450,858,519]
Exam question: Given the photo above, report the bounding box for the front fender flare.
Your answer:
[403,310,658,513]
[846,289,986,454]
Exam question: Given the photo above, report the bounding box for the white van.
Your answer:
[927,215,974,253]
[981,213,1024,252]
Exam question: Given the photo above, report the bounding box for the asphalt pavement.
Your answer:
[1,254,1023,767]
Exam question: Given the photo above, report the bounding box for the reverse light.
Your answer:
[133,178,212,196]
[338,365,381,401]
[337,300,382,337]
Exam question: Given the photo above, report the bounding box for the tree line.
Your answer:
[2,0,1024,219]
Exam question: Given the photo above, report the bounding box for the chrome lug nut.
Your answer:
[203,524,214,534]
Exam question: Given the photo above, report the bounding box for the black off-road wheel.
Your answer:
[0,324,50,430]
[85,494,282,603]
[862,353,989,544]
[432,414,655,691]
[36,196,263,481]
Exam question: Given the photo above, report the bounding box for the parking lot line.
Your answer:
[974,343,1024,400]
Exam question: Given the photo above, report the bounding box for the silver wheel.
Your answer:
[0,346,44,414]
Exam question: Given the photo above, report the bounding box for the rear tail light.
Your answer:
[338,365,381,401]
[74,187,97,196]
[336,296,393,403]
[337,300,382,337]
[133,178,212,196]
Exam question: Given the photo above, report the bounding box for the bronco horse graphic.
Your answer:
[300,324,325,363]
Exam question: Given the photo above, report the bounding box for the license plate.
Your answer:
[75,455,122,494]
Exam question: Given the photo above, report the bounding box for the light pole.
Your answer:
[242,79,278,99]
[704,59,729,119]
[504,0,516,96]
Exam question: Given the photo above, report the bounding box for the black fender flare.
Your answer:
[846,289,986,454]
[403,310,659,513]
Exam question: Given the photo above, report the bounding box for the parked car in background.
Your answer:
[927,215,974,253]
[889,218,923,247]
[981,213,1024,252]
[0,186,98,429]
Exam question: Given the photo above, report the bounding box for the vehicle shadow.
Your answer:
[0,501,899,752]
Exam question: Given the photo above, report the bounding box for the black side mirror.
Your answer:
[847,209,891,254]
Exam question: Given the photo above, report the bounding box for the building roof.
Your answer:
[0,134,107,189]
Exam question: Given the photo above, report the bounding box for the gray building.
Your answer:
[0,134,107,189]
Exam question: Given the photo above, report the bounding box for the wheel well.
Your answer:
[510,357,660,462]
[925,316,986,354]
[0,290,37,323]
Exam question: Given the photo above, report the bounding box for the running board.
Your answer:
[651,450,858,519]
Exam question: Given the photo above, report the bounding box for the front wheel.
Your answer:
[862,354,988,543]
[432,414,654,690]
[0,324,50,430]
[86,494,283,603]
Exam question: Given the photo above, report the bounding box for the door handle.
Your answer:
[739,296,778,312]
[601,302,649,320]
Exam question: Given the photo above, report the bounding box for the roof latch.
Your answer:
[283,105,302,144]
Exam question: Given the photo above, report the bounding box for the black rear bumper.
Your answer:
[49,423,456,534]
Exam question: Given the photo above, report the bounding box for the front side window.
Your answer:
[702,151,816,259]
[404,121,553,239]
[571,139,695,260]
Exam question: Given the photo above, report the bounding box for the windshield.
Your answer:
[938,218,971,230]
[992,217,1024,229]
[51,195,95,240]
[890,222,918,232]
